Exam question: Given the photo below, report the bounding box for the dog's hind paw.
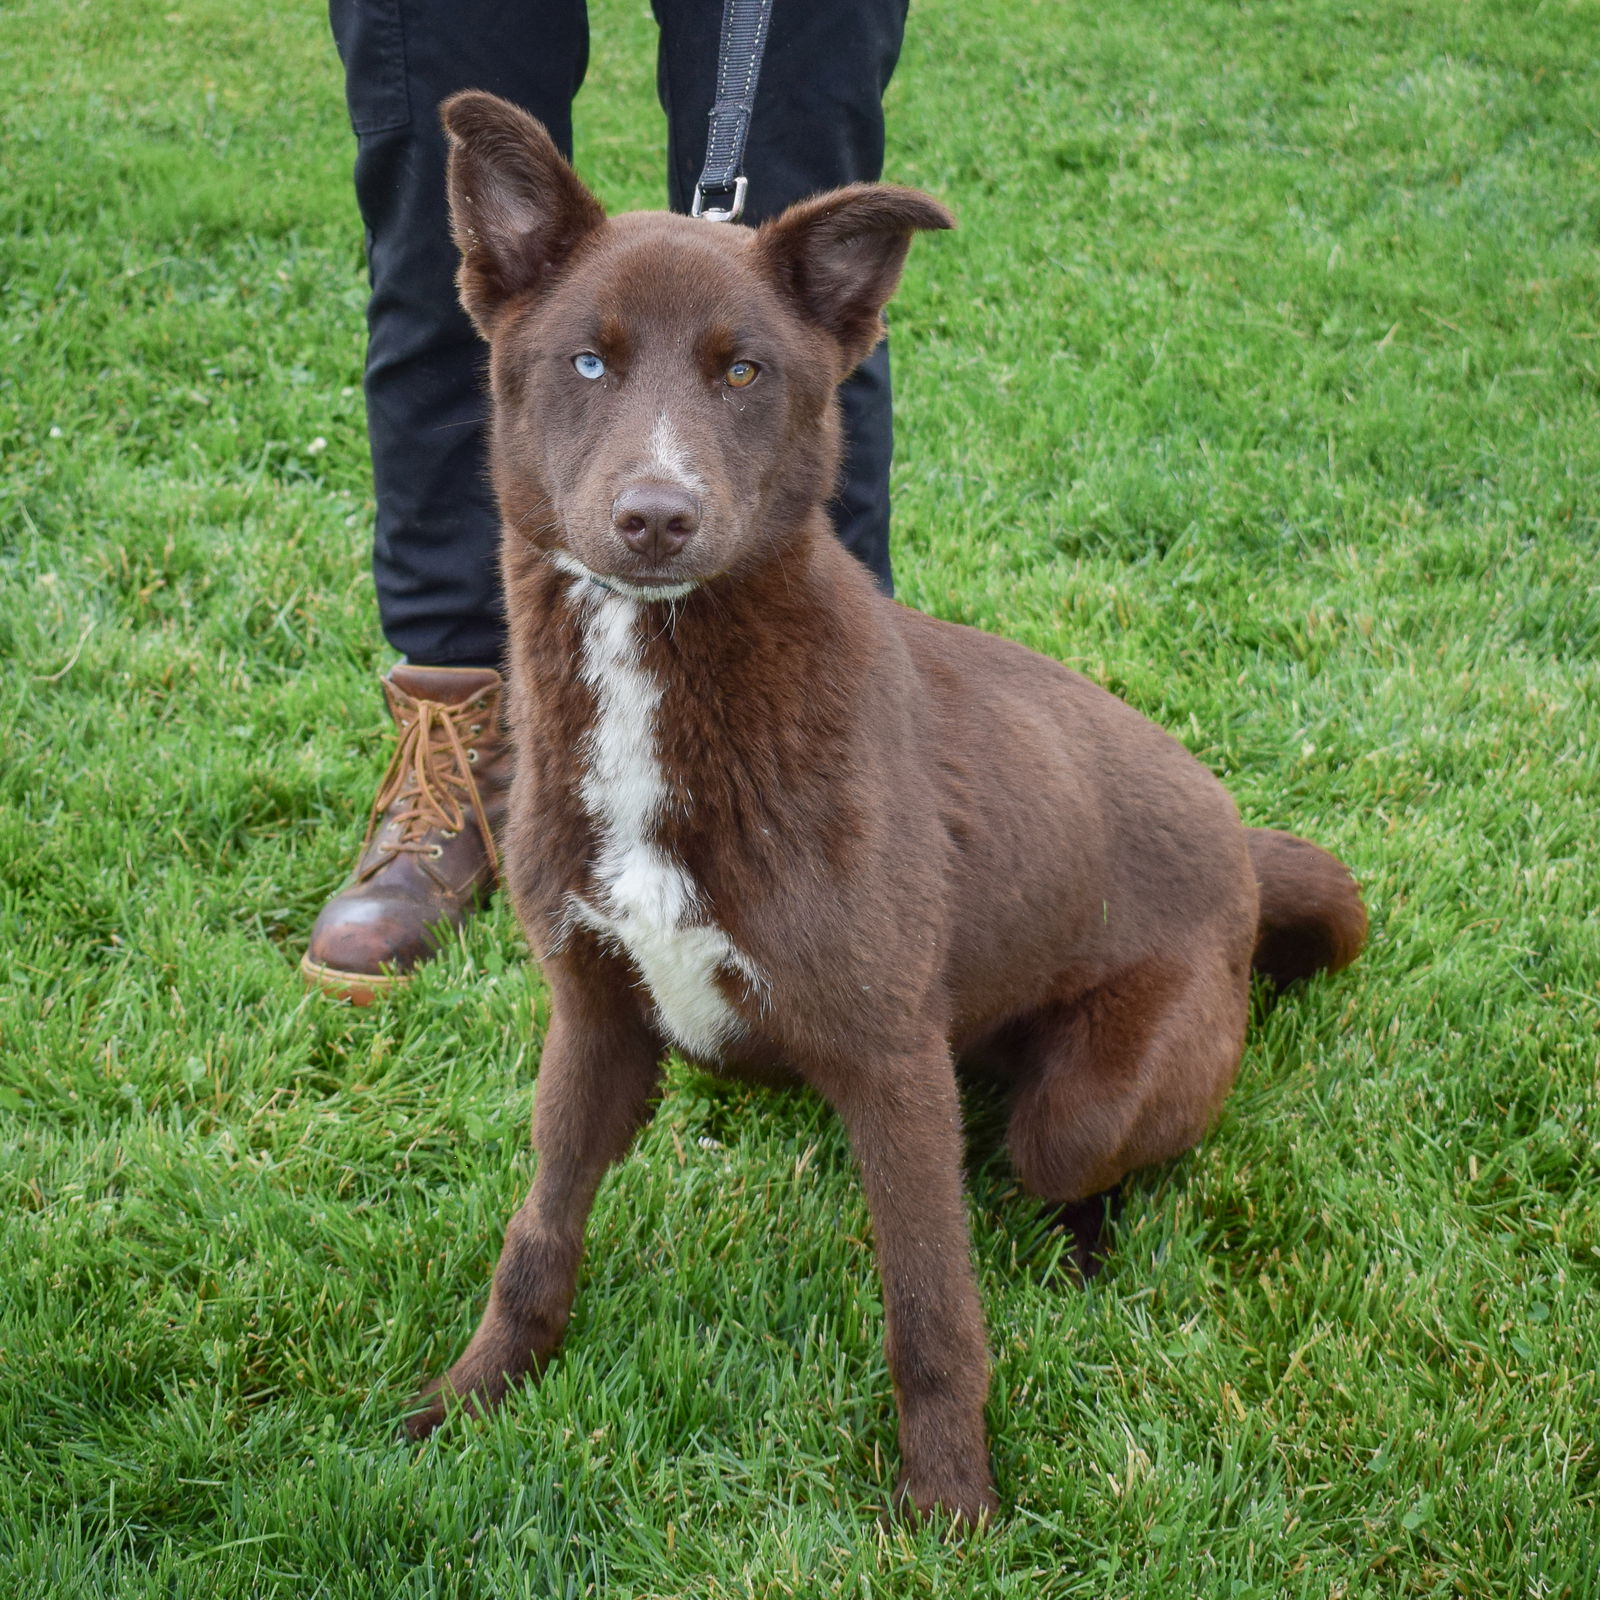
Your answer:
[1044,1181,1124,1281]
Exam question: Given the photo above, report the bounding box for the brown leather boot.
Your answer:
[302,664,512,1004]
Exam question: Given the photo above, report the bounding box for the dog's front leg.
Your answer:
[823,1045,997,1526]
[406,967,661,1438]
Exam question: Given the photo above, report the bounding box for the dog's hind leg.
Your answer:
[406,959,662,1438]
[1006,945,1250,1212]
[812,1041,998,1526]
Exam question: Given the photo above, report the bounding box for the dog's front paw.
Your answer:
[893,1468,999,1531]
[403,1308,559,1440]
[402,1355,521,1441]
[403,1376,453,1441]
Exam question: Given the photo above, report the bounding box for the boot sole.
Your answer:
[300,951,410,1006]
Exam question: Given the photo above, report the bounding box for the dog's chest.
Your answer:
[560,583,759,1058]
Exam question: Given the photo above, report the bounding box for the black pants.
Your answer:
[330,0,908,668]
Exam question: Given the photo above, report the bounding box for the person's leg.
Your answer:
[652,0,909,592]
[330,0,590,668]
[308,1,589,1000]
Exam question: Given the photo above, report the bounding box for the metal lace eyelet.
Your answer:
[467,749,478,763]
[442,829,458,840]
[470,724,482,735]
[428,845,444,859]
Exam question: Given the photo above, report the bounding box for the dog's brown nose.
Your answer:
[612,483,700,564]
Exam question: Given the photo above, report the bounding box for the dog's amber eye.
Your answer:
[724,360,760,389]
[573,353,606,380]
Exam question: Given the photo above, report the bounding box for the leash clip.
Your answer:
[691,175,748,224]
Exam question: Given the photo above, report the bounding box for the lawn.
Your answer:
[1,0,1597,1594]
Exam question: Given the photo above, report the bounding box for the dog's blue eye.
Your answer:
[573,353,606,380]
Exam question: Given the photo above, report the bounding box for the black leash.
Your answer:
[691,0,776,223]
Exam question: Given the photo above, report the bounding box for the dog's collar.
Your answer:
[549,551,699,603]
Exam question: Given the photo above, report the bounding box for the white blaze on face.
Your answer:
[645,410,705,494]
[562,580,758,1058]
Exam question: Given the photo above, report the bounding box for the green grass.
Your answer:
[2,0,1597,1593]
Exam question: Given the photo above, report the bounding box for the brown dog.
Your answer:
[406,91,1367,1524]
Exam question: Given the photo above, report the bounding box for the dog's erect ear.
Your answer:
[755,185,955,372]
[440,91,606,336]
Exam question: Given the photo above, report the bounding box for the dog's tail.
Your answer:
[1246,828,1367,987]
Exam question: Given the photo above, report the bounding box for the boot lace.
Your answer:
[358,697,500,879]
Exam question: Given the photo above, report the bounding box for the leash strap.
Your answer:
[691,0,776,223]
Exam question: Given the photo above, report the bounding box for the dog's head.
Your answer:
[441,91,953,600]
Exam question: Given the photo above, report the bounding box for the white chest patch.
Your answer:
[560,580,760,1059]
